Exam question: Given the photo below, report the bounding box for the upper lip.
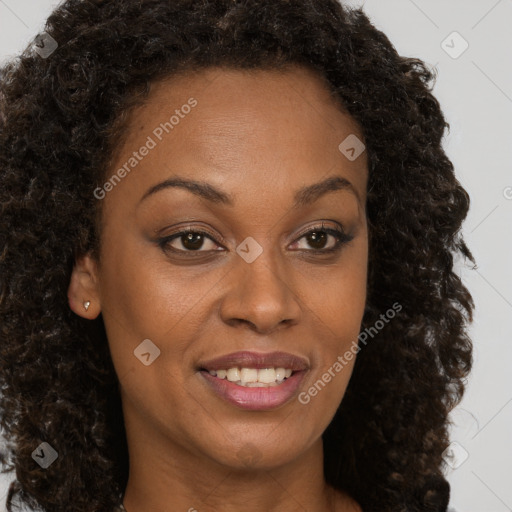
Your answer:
[198,350,309,372]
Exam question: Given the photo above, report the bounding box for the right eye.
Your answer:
[157,228,224,254]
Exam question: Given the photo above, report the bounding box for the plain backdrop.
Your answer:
[0,1,511,511]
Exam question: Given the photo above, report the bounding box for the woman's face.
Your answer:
[76,65,368,471]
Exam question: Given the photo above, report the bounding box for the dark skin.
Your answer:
[68,65,367,512]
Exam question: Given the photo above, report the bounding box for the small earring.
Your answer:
[83,301,91,311]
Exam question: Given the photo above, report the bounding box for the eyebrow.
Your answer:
[139,174,360,208]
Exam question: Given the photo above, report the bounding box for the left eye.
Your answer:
[290,227,350,252]
[158,224,353,254]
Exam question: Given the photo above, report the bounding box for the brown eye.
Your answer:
[178,232,208,251]
[290,224,354,253]
[159,229,221,252]
[303,230,329,250]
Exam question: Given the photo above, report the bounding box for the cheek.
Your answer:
[298,238,367,404]
[97,224,197,331]
[305,235,368,345]
[95,227,192,372]
[307,276,365,389]
[296,279,365,428]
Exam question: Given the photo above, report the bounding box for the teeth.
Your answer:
[275,368,286,381]
[245,381,279,387]
[240,368,258,383]
[207,367,295,387]
[258,368,277,383]
[226,368,240,382]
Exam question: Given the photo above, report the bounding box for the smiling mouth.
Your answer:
[197,350,309,409]
[200,367,294,387]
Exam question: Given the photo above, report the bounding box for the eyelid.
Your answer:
[292,220,346,240]
[157,223,227,246]
[157,220,352,255]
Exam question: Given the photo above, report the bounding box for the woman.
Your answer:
[0,1,475,511]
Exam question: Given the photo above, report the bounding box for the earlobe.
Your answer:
[67,253,101,319]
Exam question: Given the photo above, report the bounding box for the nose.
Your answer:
[219,244,302,335]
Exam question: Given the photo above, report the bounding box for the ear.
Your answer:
[67,252,101,319]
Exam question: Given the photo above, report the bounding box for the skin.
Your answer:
[68,65,368,512]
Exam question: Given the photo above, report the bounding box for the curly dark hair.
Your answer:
[0,0,475,511]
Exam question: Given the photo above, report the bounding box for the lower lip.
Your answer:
[199,370,306,410]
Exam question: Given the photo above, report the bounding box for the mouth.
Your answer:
[197,351,309,410]
[201,367,296,387]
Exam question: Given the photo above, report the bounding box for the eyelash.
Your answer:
[157,222,354,257]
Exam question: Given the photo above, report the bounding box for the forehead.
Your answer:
[105,65,368,212]
[132,65,360,137]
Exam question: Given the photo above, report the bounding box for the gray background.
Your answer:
[0,1,511,511]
